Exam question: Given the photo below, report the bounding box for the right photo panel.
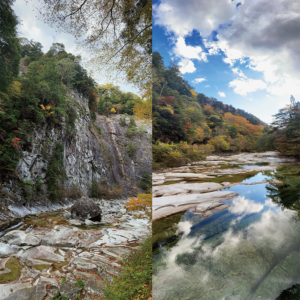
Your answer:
[152,0,300,299]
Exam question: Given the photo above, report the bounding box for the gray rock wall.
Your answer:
[0,90,152,219]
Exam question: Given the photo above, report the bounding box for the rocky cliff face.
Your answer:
[0,90,152,221]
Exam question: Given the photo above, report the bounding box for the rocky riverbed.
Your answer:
[153,151,295,220]
[0,198,150,300]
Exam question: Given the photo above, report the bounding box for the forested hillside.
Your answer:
[152,51,265,169]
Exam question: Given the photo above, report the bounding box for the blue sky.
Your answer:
[153,0,300,124]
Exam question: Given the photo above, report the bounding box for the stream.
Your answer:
[153,151,300,300]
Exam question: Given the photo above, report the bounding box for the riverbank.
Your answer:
[0,198,150,300]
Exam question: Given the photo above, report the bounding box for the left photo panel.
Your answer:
[0,0,152,299]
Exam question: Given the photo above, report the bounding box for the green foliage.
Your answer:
[119,114,127,126]
[153,142,212,170]
[126,141,137,157]
[125,127,138,138]
[51,291,70,300]
[139,173,152,193]
[19,178,34,200]
[91,178,98,198]
[75,279,85,290]
[97,84,139,116]
[270,96,300,157]
[128,116,136,128]
[0,134,20,171]
[46,142,66,202]
[0,0,21,93]
[104,237,152,300]
[35,177,43,191]
[276,284,300,300]
[95,124,102,135]
[255,132,276,151]
[61,278,66,285]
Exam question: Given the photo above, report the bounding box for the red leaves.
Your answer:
[50,99,56,107]
[10,137,21,148]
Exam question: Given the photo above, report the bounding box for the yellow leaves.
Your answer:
[110,107,116,113]
[133,98,152,120]
[125,194,152,219]
[40,104,45,110]
[190,89,197,97]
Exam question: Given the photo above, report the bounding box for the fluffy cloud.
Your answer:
[229,78,267,96]
[154,0,300,98]
[174,37,207,61]
[218,92,226,97]
[153,0,237,38]
[193,78,206,84]
[178,59,196,74]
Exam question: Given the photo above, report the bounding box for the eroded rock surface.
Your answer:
[0,199,150,300]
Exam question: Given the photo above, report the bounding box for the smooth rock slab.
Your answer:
[0,243,15,258]
[153,182,223,197]
[84,279,105,296]
[153,191,239,220]
[3,284,47,300]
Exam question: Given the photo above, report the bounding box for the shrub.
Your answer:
[125,127,138,138]
[91,178,98,197]
[128,116,136,128]
[126,141,137,157]
[208,136,230,151]
[46,142,66,202]
[139,173,152,193]
[119,114,127,126]
[19,178,34,200]
[35,177,43,191]
[104,237,152,300]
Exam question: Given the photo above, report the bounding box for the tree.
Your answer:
[35,0,152,93]
[0,0,21,93]
[55,58,78,87]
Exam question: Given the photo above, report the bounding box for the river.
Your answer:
[152,151,300,300]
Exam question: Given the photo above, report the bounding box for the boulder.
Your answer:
[70,197,102,222]
[59,282,82,299]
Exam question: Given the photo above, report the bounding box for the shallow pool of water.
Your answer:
[153,167,300,300]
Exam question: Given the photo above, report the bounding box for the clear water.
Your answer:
[153,167,300,300]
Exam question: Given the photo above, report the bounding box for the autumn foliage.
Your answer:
[125,194,152,219]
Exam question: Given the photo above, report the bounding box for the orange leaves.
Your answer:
[224,112,263,136]
[10,137,21,148]
[125,194,152,219]
[203,104,214,115]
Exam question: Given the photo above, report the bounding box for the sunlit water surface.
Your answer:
[153,169,300,300]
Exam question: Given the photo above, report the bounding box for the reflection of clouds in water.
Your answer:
[229,196,264,215]
[264,198,278,208]
[177,221,192,236]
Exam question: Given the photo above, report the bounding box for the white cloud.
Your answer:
[229,196,264,215]
[178,59,196,74]
[229,78,267,96]
[154,0,300,99]
[218,92,226,97]
[153,0,237,38]
[174,37,208,61]
[232,67,246,78]
[193,78,206,84]
[204,85,210,88]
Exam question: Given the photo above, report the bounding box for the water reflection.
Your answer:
[153,181,300,300]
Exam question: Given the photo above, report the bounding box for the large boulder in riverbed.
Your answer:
[70,197,102,222]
